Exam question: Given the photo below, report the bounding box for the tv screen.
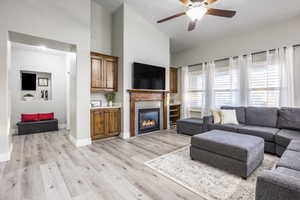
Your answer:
[22,73,36,91]
[133,63,166,90]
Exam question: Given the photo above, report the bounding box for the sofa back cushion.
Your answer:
[278,107,300,130]
[245,107,278,128]
[38,113,54,121]
[221,106,246,124]
[21,114,39,122]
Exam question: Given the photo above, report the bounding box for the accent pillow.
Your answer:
[21,114,39,122]
[38,113,54,121]
[220,109,239,125]
[211,110,222,124]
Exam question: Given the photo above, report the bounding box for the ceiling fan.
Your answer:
[157,0,236,31]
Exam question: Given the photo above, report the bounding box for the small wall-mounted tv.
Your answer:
[133,63,166,90]
[21,73,36,91]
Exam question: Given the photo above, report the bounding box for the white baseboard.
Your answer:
[68,134,92,147]
[0,145,12,162]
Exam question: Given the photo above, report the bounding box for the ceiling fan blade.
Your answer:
[206,8,236,18]
[188,20,197,31]
[191,0,217,5]
[179,0,191,5]
[157,12,186,23]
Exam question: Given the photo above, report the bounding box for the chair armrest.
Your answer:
[256,170,300,200]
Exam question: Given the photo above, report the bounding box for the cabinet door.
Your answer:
[105,57,116,89]
[92,110,106,140]
[105,109,120,136]
[91,57,105,89]
[170,67,178,93]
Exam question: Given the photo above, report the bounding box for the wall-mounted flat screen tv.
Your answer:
[21,73,36,91]
[133,63,166,90]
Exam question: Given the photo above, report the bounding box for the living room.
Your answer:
[0,0,300,200]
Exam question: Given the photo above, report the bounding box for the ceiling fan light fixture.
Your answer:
[186,6,207,21]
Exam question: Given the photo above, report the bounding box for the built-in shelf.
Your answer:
[169,104,181,128]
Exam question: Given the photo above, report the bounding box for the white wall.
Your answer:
[172,15,300,106]
[113,4,170,138]
[0,0,91,160]
[10,43,68,130]
[91,0,112,55]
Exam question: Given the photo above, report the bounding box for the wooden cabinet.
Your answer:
[170,67,178,93]
[169,104,181,128]
[91,52,118,92]
[91,108,121,140]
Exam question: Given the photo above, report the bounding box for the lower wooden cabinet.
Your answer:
[91,108,121,140]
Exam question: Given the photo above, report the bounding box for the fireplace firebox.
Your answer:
[138,108,160,135]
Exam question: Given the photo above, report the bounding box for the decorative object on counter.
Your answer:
[41,90,44,99]
[91,100,102,108]
[23,93,35,101]
[38,78,49,86]
[45,90,48,100]
[105,92,116,107]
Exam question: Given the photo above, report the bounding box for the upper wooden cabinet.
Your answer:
[91,52,118,92]
[169,67,178,93]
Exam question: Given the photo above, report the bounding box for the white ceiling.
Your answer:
[95,0,300,53]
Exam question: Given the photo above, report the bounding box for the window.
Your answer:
[214,59,239,108]
[188,65,206,111]
[248,52,280,106]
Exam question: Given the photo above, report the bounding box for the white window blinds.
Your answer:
[214,58,240,108]
[188,65,206,110]
[248,52,280,106]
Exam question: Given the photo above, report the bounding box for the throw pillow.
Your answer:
[21,114,39,122]
[220,109,239,125]
[211,110,222,124]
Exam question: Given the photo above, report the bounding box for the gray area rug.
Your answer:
[145,147,279,200]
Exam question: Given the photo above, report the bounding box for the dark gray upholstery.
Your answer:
[208,123,244,132]
[256,169,300,200]
[276,145,286,157]
[191,130,264,178]
[221,106,246,124]
[275,129,300,147]
[245,107,278,128]
[17,119,59,135]
[238,125,279,142]
[287,140,300,152]
[176,118,205,136]
[277,150,300,171]
[265,142,276,154]
[278,107,300,131]
[191,130,264,162]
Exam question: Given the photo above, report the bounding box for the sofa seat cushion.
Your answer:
[221,106,246,124]
[238,125,279,142]
[287,140,300,152]
[276,167,300,179]
[245,107,278,128]
[191,130,264,162]
[275,129,300,147]
[208,123,244,132]
[277,150,300,171]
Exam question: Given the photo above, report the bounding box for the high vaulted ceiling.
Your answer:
[95,0,300,53]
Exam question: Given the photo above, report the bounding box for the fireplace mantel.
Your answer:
[128,89,169,137]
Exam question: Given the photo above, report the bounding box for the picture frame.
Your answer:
[38,78,48,87]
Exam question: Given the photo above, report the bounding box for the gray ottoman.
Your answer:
[190,130,264,178]
[177,118,205,136]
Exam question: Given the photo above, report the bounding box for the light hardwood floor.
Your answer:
[0,130,204,200]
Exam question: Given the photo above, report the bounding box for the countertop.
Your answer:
[90,103,122,110]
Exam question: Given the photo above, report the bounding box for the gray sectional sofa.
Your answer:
[203,106,300,200]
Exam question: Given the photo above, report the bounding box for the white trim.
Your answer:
[68,134,91,147]
[0,145,13,162]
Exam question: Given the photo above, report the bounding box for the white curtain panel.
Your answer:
[279,47,295,107]
[230,57,242,106]
[201,63,207,117]
[181,66,190,118]
[206,61,216,110]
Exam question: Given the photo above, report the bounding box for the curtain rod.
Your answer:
[187,43,300,68]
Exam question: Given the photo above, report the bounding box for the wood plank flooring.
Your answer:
[0,130,204,200]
